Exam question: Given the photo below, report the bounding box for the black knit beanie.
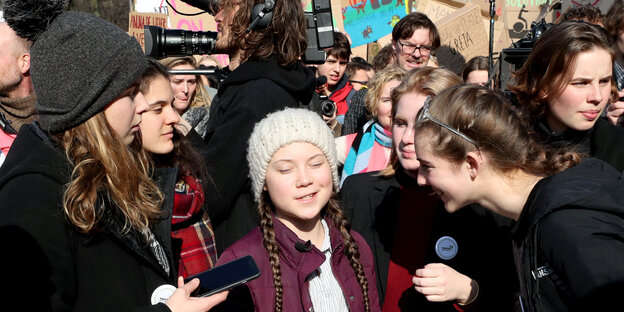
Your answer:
[3,0,147,133]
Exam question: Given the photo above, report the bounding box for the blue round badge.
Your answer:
[435,236,458,260]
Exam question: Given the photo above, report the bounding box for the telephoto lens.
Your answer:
[144,25,217,59]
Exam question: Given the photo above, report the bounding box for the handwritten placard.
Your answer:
[128,11,168,51]
[435,3,488,73]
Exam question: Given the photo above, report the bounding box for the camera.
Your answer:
[143,0,334,62]
[306,93,336,118]
[144,26,217,59]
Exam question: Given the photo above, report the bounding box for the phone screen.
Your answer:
[185,255,260,297]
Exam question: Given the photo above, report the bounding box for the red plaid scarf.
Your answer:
[172,175,218,278]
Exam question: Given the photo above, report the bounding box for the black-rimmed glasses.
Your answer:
[397,41,433,56]
[417,96,478,147]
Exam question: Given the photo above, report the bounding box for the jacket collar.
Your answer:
[272,215,345,274]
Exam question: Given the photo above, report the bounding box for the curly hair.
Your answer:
[222,0,306,67]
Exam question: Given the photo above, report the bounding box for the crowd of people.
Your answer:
[0,0,623,311]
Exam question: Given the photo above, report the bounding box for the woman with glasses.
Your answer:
[337,66,407,185]
[414,84,624,312]
[341,68,518,311]
[510,21,624,171]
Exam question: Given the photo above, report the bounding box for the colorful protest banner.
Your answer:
[435,3,489,72]
[128,11,169,51]
[341,0,409,47]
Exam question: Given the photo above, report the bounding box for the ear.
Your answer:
[391,40,397,53]
[18,53,30,75]
[465,151,482,181]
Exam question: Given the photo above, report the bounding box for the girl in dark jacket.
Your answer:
[510,21,624,171]
[215,108,380,312]
[0,1,224,310]
[139,59,218,278]
[341,67,517,312]
[414,84,624,312]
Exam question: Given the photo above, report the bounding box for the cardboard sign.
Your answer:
[417,0,509,57]
[435,4,489,73]
[128,11,169,51]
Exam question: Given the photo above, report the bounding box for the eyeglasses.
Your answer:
[417,96,478,147]
[397,41,433,56]
[349,80,368,85]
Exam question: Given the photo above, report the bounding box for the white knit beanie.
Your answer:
[247,108,339,202]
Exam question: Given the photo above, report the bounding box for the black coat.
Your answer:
[513,158,624,312]
[0,124,177,312]
[198,57,315,253]
[341,170,518,311]
[535,118,624,171]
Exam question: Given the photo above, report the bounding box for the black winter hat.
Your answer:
[3,0,147,133]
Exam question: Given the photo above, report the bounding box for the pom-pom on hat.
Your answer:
[2,0,147,133]
[247,108,339,202]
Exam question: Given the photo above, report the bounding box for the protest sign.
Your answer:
[341,0,409,47]
[435,3,489,72]
[128,11,168,51]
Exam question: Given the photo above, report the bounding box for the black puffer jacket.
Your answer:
[512,158,624,311]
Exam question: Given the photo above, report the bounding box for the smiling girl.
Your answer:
[414,84,624,312]
[214,108,380,312]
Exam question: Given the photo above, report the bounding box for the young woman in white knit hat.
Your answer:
[213,108,380,312]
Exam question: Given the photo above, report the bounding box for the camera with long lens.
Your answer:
[144,0,334,62]
[144,26,217,59]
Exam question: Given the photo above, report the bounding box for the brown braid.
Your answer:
[326,194,371,312]
[259,192,284,312]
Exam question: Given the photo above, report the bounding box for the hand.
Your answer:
[316,82,330,97]
[175,118,193,136]
[165,276,229,312]
[412,263,476,304]
[606,90,624,126]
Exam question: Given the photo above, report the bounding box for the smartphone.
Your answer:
[184,255,260,297]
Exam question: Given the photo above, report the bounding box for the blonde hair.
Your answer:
[160,56,212,110]
[58,113,163,235]
[364,65,407,119]
[380,67,462,177]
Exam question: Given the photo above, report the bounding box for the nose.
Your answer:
[183,82,189,94]
[215,9,223,23]
[134,91,149,114]
[416,170,428,186]
[296,168,313,188]
[332,62,340,73]
[401,125,415,145]
[410,47,422,58]
[587,82,603,105]
[165,105,181,125]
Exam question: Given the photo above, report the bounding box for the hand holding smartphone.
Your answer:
[184,255,260,297]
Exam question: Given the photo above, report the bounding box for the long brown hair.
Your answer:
[258,192,371,312]
[414,84,581,177]
[380,67,462,177]
[224,0,307,67]
[509,21,618,120]
[58,113,163,235]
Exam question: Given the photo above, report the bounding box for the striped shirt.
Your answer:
[308,219,349,312]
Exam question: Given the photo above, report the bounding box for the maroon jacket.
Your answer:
[217,216,381,312]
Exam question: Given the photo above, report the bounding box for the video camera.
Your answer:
[498,18,553,91]
[144,0,334,64]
